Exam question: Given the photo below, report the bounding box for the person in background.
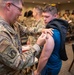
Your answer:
[34,5,69,75]
[57,11,62,19]
[26,5,45,72]
[24,10,34,28]
[27,5,45,45]
[61,13,72,23]
[0,0,47,75]
[70,10,74,23]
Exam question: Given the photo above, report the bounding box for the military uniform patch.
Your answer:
[6,46,17,59]
[7,49,17,59]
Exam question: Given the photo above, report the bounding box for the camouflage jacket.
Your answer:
[29,18,45,33]
[0,17,40,75]
[27,18,45,45]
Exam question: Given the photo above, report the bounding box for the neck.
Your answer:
[0,11,11,25]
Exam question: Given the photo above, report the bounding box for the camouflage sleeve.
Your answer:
[23,44,41,68]
[19,24,28,33]
[14,22,28,33]
[0,34,40,70]
[36,23,45,33]
[29,22,45,33]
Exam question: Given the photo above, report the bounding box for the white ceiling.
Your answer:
[23,0,74,4]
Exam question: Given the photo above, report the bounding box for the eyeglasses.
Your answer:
[11,3,22,12]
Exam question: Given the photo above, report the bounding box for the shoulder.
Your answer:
[0,23,8,38]
[52,29,61,43]
[0,23,7,32]
[53,29,60,34]
[53,29,60,37]
[46,33,54,44]
[0,25,11,43]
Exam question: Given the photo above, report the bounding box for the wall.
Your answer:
[19,2,74,20]
[57,3,74,15]
[19,3,45,20]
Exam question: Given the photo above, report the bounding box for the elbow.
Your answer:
[44,57,49,61]
[40,56,49,62]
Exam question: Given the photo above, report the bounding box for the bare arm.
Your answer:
[34,34,54,75]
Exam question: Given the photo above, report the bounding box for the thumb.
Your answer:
[41,33,47,39]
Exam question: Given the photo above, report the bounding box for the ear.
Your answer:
[5,2,11,10]
[54,14,58,18]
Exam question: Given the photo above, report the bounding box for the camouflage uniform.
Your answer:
[14,22,28,45]
[23,17,35,28]
[0,17,40,75]
[28,18,45,45]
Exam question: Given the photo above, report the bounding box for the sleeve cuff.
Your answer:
[33,44,41,55]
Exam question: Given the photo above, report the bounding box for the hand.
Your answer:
[36,33,46,46]
[42,28,54,36]
[34,70,41,75]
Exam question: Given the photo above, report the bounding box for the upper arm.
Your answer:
[41,34,54,59]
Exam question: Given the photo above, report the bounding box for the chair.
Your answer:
[68,43,74,72]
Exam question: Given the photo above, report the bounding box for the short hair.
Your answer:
[43,5,58,15]
[34,5,43,15]
[0,0,23,8]
[0,0,23,4]
[24,11,28,17]
[27,10,33,17]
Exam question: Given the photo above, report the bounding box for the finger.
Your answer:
[47,29,53,36]
[41,33,47,38]
[50,28,54,30]
[42,29,46,33]
[42,34,47,39]
[42,29,54,36]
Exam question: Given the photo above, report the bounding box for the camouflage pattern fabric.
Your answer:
[23,17,35,28]
[0,17,40,75]
[27,18,45,45]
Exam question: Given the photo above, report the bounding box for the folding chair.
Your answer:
[68,43,74,72]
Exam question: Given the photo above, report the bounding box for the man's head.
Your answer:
[33,6,43,19]
[0,0,23,25]
[42,5,58,24]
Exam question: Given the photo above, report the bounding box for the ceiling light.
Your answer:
[58,2,60,4]
[43,2,46,4]
[68,0,70,3]
[32,1,35,3]
[51,4,56,6]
